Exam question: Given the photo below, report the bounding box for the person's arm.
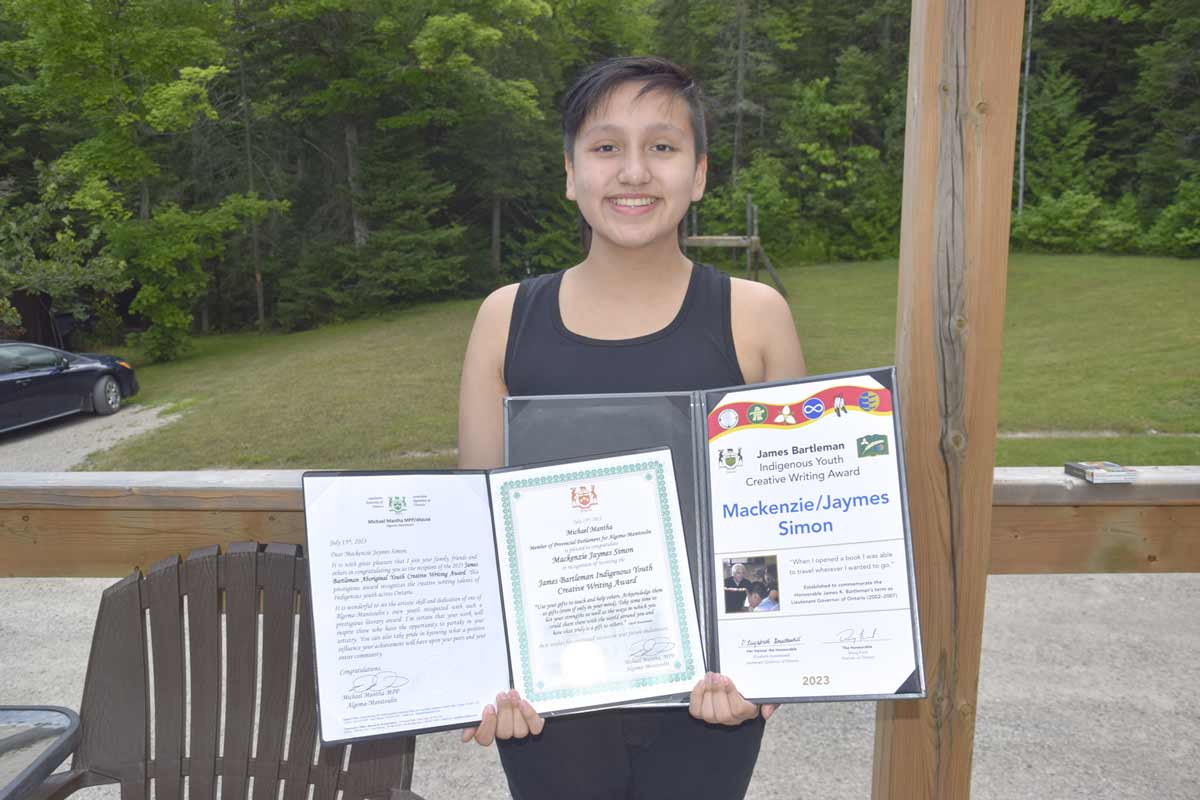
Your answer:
[456,284,545,745]
[457,284,518,470]
[690,280,804,726]
[729,278,807,384]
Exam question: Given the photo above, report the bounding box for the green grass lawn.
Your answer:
[83,253,1200,471]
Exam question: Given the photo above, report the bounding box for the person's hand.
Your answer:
[688,673,779,725]
[460,690,545,746]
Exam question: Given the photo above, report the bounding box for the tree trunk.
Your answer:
[344,120,369,248]
[491,195,502,275]
[235,0,265,332]
[1017,0,1035,215]
[732,0,747,184]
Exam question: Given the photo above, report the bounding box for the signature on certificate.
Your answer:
[627,637,677,662]
[347,670,410,696]
[822,627,891,645]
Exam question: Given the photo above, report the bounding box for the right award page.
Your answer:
[705,368,924,702]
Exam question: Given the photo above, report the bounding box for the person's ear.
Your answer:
[691,152,708,202]
[564,152,576,201]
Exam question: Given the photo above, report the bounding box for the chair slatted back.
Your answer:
[74,542,418,800]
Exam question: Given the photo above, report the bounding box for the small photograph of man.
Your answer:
[722,555,781,613]
[723,561,753,613]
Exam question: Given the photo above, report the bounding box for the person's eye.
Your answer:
[592,143,618,153]
[651,143,676,153]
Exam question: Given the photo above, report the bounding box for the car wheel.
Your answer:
[93,375,121,415]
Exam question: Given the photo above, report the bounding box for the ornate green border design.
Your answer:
[498,460,696,702]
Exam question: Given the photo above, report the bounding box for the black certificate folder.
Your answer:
[505,366,926,704]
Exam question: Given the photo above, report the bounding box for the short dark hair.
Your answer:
[562,56,708,162]
[561,56,707,252]
[749,583,769,599]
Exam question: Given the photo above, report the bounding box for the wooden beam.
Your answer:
[4,502,1195,578]
[990,505,1200,574]
[873,1,1027,798]
[0,471,306,511]
[991,466,1200,506]
[1,469,1197,577]
[681,235,756,248]
[0,508,305,577]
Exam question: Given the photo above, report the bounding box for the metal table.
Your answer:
[0,707,80,800]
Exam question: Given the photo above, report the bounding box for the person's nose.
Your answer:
[617,148,650,185]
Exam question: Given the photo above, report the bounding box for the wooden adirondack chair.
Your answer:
[32,542,423,800]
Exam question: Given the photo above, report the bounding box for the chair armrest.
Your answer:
[387,790,426,800]
[25,770,95,800]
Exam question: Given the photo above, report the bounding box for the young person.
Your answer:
[456,56,806,799]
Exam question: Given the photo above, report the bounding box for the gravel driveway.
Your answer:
[0,405,175,470]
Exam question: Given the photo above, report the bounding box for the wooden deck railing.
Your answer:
[2,467,1196,578]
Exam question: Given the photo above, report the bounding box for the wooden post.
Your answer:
[872,1,1025,798]
[745,193,754,277]
[752,204,761,282]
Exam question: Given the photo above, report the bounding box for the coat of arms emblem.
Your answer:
[570,485,598,510]
[718,448,743,472]
[389,496,407,514]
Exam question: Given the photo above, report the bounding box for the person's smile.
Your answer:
[606,193,661,216]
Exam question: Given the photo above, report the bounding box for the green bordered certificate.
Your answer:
[303,447,705,744]
[490,453,702,712]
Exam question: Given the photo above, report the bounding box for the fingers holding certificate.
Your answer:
[489,449,705,714]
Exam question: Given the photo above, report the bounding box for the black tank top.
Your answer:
[504,261,745,396]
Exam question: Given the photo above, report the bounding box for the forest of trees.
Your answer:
[1,0,1196,359]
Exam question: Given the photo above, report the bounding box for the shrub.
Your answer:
[1088,194,1142,254]
[0,297,23,338]
[1143,178,1200,258]
[1011,190,1102,252]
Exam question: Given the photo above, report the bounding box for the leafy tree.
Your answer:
[1132,1,1200,210]
[0,168,129,320]
[0,0,282,358]
[108,194,282,359]
[1022,62,1098,204]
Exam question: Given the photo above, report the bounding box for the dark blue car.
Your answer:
[0,341,139,434]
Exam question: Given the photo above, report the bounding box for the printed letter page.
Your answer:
[304,473,510,741]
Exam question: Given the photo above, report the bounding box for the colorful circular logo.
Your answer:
[859,391,880,412]
[747,403,768,424]
[717,408,739,429]
[801,398,825,420]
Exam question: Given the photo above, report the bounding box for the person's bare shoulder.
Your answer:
[468,283,520,358]
[458,283,521,469]
[729,277,806,382]
[476,283,521,332]
[730,276,791,321]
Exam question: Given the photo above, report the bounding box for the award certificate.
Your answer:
[706,373,922,701]
[489,450,704,714]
